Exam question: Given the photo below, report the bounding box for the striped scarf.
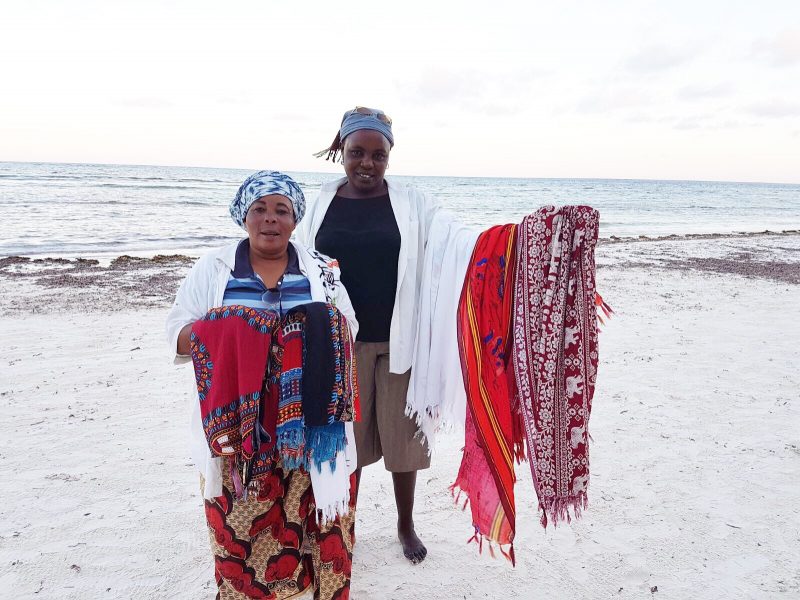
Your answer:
[274,303,359,473]
[453,224,523,562]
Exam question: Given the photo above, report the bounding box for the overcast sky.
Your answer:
[1,0,799,183]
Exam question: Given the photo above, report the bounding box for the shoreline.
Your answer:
[0,232,798,318]
[1,229,799,265]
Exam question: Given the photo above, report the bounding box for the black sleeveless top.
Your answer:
[315,194,400,342]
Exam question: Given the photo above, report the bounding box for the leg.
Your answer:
[353,342,382,470]
[374,347,431,564]
[392,470,427,564]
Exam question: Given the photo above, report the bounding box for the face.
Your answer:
[342,129,391,197]
[244,194,296,257]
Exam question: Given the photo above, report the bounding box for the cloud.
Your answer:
[399,66,544,116]
[114,98,174,109]
[673,117,703,130]
[624,45,696,73]
[746,99,800,118]
[752,28,800,67]
[406,68,483,104]
[576,86,653,113]
[678,82,735,100]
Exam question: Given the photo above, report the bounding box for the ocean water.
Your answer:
[1,161,799,259]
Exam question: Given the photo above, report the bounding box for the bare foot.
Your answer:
[398,521,427,564]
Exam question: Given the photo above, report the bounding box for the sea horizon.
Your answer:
[1,161,799,260]
[3,159,799,187]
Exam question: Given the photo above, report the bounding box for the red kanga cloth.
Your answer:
[454,206,603,562]
[191,306,279,461]
[513,206,600,528]
[453,224,524,562]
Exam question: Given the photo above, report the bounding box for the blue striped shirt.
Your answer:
[222,239,312,314]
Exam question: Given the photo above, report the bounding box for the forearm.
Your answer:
[176,323,194,356]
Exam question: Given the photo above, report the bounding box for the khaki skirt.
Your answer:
[353,341,431,472]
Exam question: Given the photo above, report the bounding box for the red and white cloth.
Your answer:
[512,205,600,527]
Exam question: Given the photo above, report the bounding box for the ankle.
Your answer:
[397,518,415,532]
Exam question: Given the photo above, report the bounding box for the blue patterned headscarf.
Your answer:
[230,170,306,229]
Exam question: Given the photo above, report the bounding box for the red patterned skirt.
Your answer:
[203,460,355,600]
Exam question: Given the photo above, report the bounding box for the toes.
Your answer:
[407,546,427,564]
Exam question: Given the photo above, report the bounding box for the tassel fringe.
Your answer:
[539,491,589,529]
[466,527,516,566]
[595,292,614,326]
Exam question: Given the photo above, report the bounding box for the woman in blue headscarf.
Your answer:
[299,109,443,564]
[167,170,359,600]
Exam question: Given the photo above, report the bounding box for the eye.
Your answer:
[374,153,387,161]
[349,150,362,157]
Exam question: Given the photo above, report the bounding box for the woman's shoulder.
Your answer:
[185,242,239,278]
[197,241,238,264]
[387,177,435,203]
[386,178,441,220]
[291,239,340,272]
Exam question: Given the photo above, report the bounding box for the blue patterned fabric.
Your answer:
[229,170,306,229]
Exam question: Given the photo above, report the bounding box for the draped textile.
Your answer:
[274,303,359,473]
[191,306,279,462]
[512,205,600,527]
[190,303,359,500]
[453,224,524,558]
[406,211,480,446]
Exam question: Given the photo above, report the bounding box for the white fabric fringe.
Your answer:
[405,211,479,451]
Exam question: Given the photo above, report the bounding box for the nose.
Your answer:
[360,155,374,168]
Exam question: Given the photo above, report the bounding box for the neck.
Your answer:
[249,246,288,264]
[248,246,289,288]
[338,179,388,199]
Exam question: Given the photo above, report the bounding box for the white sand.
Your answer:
[1,235,799,599]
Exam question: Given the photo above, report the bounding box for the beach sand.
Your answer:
[1,233,798,599]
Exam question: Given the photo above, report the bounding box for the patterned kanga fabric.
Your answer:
[191,303,359,489]
[274,303,359,473]
[205,461,356,599]
[191,306,279,462]
[512,205,599,527]
[453,224,523,560]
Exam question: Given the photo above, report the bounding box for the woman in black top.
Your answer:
[300,107,437,564]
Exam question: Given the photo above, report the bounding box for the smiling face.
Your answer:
[341,129,391,198]
[244,194,296,258]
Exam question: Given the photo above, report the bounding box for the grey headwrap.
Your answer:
[313,107,394,162]
[339,108,394,146]
[229,170,306,229]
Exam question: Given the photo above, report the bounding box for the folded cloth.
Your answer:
[190,306,279,461]
[275,303,359,473]
[190,302,359,523]
[512,205,600,527]
[453,224,523,561]
[406,211,480,447]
